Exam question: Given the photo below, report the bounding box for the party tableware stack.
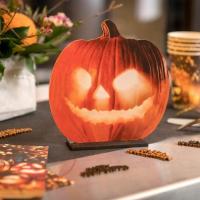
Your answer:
[167,31,200,111]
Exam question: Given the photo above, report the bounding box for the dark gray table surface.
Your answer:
[0,102,199,163]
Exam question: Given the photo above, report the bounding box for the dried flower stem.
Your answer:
[79,0,123,24]
[178,118,200,130]
[176,106,196,116]
[47,0,68,15]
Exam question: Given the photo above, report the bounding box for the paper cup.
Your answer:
[168,31,200,110]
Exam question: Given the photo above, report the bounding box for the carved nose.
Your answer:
[93,85,110,100]
[93,85,110,110]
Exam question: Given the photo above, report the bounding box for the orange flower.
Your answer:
[2,12,38,46]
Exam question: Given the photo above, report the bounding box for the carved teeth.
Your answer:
[65,96,153,124]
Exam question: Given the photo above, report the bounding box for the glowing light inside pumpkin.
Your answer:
[113,69,152,108]
[66,69,154,123]
[113,69,140,90]
[69,68,92,106]
[93,85,110,110]
[74,68,92,90]
[49,19,170,143]
[65,96,153,124]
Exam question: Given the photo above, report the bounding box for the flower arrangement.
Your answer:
[0,0,75,80]
[0,0,122,121]
[0,0,122,80]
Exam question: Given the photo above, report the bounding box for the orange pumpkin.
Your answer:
[49,20,169,143]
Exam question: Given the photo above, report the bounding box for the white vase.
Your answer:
[0,57,36,121]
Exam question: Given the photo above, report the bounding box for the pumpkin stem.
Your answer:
[101,19,120,38]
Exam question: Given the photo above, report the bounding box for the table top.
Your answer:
[1,102,200,200]
[0,101,199,162]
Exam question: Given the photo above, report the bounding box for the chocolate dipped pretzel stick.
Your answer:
[0,128,32,138]
[126,149,171,161]
[178,140,200,148]
[80,164,129,177]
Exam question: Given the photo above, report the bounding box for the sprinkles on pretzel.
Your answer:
[0,128,32,138]
[178,140,200,148]
[126,149,172,161]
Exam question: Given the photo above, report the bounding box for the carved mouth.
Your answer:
[65,96,153,124]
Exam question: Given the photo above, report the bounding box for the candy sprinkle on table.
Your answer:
[126,149,172,161]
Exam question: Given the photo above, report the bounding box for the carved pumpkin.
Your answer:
[49,20,169,143]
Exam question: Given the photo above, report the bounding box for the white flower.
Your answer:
[44,12,73,28]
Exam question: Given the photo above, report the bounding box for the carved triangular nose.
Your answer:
[93,85,110,100]
[93,85,110,110]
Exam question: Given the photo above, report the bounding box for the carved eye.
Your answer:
[69,68,92,106]
[113,69,140,91]
[113,69,152,109]
[74,68,92,90]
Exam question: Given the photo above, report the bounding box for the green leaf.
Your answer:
[35,6,47,24]
[4,27,29,42]
[44,26,69,43]
[0,61,5,81]
[34,54,49,64]
[12,44,26,53]
[41,6,47,17]
[32,8,40,21]
[21,43,59,55]
[7,0,24,11]
[46,32,71,46]
[25,56,35,72]
[24,4,33,17]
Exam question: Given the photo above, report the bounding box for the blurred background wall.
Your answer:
[30,0,200,83]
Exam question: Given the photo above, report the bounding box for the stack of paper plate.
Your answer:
[167,31,200,56]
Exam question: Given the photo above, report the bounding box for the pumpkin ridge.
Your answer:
[139,40,167,86]
[113,38,118,109]
[85,40,109,109]
[94,38,111,90]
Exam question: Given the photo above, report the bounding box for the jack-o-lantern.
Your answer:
[49,20,169,143]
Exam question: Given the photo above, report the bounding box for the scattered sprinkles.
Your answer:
[0,128,32,138]
[80,164,129,177]
[126,149,171,161]
[178,140,200,148]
